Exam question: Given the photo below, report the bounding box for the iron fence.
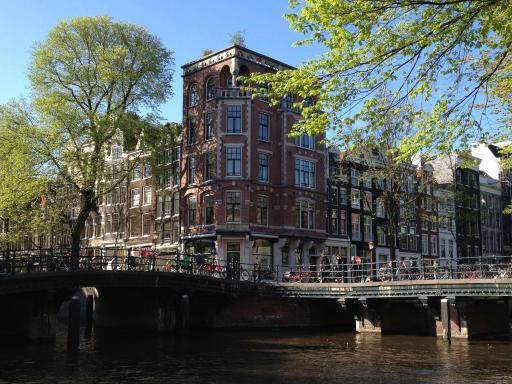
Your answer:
[0,248,511,284]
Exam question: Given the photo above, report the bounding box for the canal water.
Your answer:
[1,325,511,383]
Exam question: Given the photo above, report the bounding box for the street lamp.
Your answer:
[368,241,375,280]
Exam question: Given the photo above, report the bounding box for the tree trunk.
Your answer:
[70,190,96,264]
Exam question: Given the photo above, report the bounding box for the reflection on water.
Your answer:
[0,323,511,384]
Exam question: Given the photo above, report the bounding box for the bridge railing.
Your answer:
[0,248,511,283]
[279,256,512,283]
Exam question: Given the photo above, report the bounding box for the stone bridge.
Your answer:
[1,271,511,342]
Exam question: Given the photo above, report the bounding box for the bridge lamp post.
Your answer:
[368,241,375,280]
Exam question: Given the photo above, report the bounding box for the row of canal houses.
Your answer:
[7,44,512,271]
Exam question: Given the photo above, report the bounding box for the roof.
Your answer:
[181,44,295,75]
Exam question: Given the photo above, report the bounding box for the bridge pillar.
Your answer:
[355,298,436,335]
[355,299,381,333]
[436,297,511,340]
[0,291,56,341]
[176,294,190,331]
[94,288,177,332]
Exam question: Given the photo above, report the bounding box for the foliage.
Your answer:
[0,101,64,245]
[0,16,175,253]
[201,49,214,57]
[230,31,246,47]
[244,0,512,159]
[336,96,434,259]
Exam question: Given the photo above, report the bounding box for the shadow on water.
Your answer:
[0,322,512,384]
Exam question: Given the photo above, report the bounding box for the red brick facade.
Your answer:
[180,45,326,267]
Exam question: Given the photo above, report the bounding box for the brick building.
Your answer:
[180,44,326,268]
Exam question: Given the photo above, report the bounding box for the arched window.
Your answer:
[189,83,198,107]
[205,77,215,100]
[188,117,197,144]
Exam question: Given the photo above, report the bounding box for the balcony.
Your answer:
[216,87,250,99]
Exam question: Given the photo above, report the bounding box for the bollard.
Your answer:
[67,296,81,349]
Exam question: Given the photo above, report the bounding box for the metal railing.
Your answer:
[0,248,511,284]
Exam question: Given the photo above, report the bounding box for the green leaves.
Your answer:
[246,0,512,157]
[0,16,176,248]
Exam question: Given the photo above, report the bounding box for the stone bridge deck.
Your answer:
[2,271,512,300]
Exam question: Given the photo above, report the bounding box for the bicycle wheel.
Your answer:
[240,269,250,281]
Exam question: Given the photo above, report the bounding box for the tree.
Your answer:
[24,16,174,257]
[342,98,433,267]
[229,31,246,47]
[0,101,58,247]
[245,0,512,158]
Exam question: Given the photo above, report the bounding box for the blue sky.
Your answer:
[0,0,322,123]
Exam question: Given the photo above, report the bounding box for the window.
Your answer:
[188,156,196,184]
[259,153,269,182]
[111,145,122,160]
[295,134,314,149]
[130,215,141,238]
[351,214,361,240]
[172,192,180,215]
[363,191,372,211]
[340,211,347,235]
[188,197,197,226]
[351,189,360,208]
[227,147,242,176]
[112,213,121,233]
[422,234,428,255]
[363,174,372,188]
[330,187,338,205]
[163,222,172,241]
[430,235,438,256]
[441,238,446,258]
[132,163,141,180]
[131,188,140,207]
[204,151,214,181]
[364,216,373,241]
[227,105,242,133]
[204,112,213,140]
[144,161,152,178]
[376,178,384,190]
[256,195,269,226]
[340,188,347,205]
[406,175,414,193]
[105,214,112,234]
[448,239,454,258]
[376,198,385,218]
[377,226,386,245]
[226,191,241,222]
[295,200,314,229]
[227,243,240,263]
[421,216,429,231]
[424,197,432,211]
[143,186,152,206]
[258,113,270,141]
[330,209,338,234]
[294,159,315,188]
[205,77,215,100]
[189,83,198,106]
[188,118,197,144]
[164,194,172,216]
[204,194,214,225]
[142,214,151,236]
[351,169,360,186]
